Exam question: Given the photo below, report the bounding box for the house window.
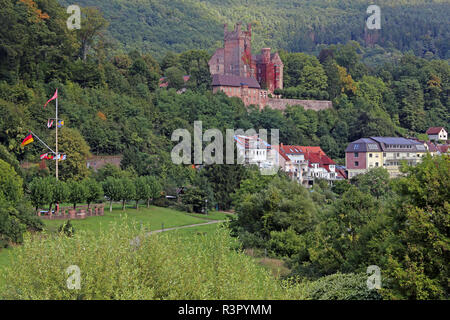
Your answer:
[375,162,379,167]
[354,152,359,157]
[354,161,359,167]
[369,153,373,158]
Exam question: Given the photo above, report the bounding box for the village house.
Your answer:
[345,137,428,178]
[274,144,344,187]
[234,134,280,173]
[426,127,447,142]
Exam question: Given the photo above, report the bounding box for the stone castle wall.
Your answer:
[267,98,333,111]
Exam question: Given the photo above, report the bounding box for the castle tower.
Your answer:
[223,22,253,78]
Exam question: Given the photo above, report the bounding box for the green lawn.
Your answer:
[186,211,234,221]
[43,204,207,234]
[167,222,224,236]
[0,247,12,270]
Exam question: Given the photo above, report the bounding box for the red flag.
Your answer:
[44,89,58,108]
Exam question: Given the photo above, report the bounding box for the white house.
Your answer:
[426,127,447,142]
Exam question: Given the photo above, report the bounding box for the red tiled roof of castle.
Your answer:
[426,127,445,135]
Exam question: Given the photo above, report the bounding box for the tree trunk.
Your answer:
[81,42,88,62]
[109,200,112,212]
[73,203,76,209]
[147,198,150,208]
[122,200,125,211]
[136,200,139,210]
[48,203,53,214]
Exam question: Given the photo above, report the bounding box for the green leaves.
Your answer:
[67,180,87,209]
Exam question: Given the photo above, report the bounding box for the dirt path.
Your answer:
[148,220,226,235]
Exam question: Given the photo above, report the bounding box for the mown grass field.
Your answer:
[43,204,210,234]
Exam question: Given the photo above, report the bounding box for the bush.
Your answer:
[58,220,75,237]
[301,272,382,300]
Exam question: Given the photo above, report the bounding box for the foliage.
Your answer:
[51,180,69,208]
[119,178,135,211]
[0,161,42,245]
[0,221,307,300]
[351,167,392,199]
[29,176,54,211]
[82,178,103,208]
[181,185,207,213]
[0,159,23,205]
[59,0,450,60]
[382,155,450,299]
[301,272,382,300]
[58,220,75,237]
[67,180,87,209]
[102,177,123,212]
[48,128,91,181]
[232,176,318,249]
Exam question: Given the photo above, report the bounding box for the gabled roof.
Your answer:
[272,145,291,161]
[278,145,304,155]
[345,138,382,152]
[305,152,335,166]
[299,146,326,156]
[234,135,270,150]
[426,141,439,152]
[426,127,446,135]
[436,144,449,153]
[211,74,261,88]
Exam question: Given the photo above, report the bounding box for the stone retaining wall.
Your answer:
[267,98,333,111]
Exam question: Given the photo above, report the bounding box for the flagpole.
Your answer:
[55,89,59,181]
[29,130,56,154]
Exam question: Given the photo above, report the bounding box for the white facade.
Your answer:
[234,135,280,173]
[428,128,447,142]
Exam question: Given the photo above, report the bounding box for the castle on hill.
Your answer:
[208,22,332,111]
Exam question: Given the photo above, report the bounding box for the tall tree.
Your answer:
[77,7,109,61]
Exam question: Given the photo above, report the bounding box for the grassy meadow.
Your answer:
[0,204,230,290]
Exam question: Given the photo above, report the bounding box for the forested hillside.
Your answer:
[58,0,450,60]
[0,0,449,300]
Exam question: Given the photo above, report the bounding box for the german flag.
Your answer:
[21,134,34,147]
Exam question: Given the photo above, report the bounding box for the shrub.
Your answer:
[301,272,382,300]
[58,220,75,237]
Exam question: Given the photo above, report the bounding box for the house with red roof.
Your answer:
[274,144,343,187]
[426,127,447,142]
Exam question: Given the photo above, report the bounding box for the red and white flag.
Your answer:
[47,119,54,128]
[44,89,58,108]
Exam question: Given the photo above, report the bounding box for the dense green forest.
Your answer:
[0,0,449,300]
[58,0,450,61]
